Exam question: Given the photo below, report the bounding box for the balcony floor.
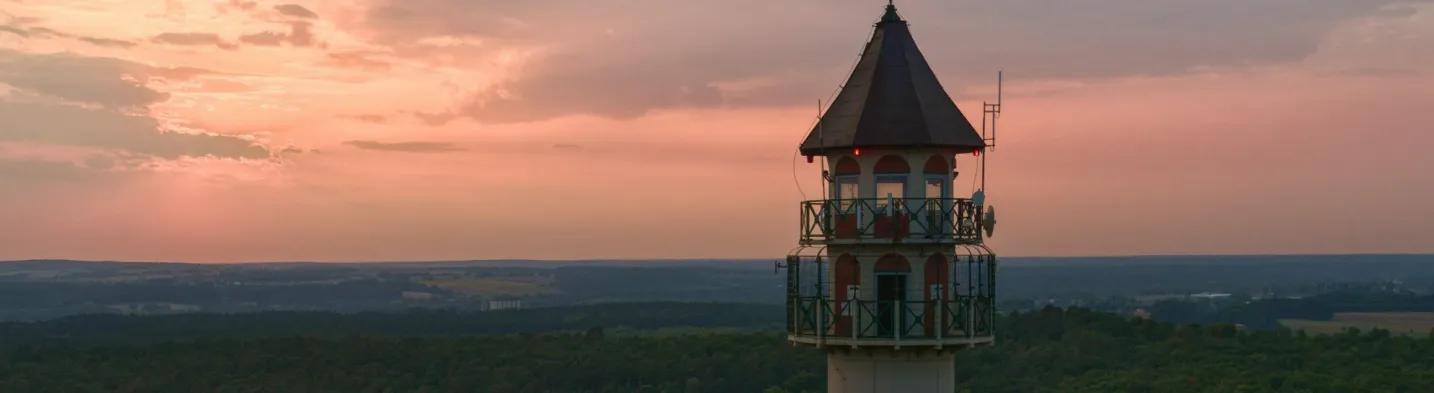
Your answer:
[788,334,995,349]
[800,238,984,246]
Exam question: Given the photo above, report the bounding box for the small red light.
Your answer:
[806,155,814,163]
[973,149,981,157]
[854,148,861,156]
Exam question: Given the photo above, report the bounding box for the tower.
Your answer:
[781,4,999,393]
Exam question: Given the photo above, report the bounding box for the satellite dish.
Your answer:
[982,206,996,237]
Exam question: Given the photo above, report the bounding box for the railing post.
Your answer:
[975,201,983,242]
[792,295,800,334]
[802,202,810,241]
[988,255,998,334]
[954,199,962,237]
[805,296,811,335]
[966,296,975,340]
[819,200,829,238]
[850,298,858,345]
[822,201,832,237]
[816,297,825,345]
[951,200,961,238]
[877,193,889,236]
[848,199,860,236]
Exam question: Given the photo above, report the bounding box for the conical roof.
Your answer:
[800,4,986,156]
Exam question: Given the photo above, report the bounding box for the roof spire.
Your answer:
[799,1,986,156]
[882,1,901,23]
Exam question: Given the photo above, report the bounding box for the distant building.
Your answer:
[1132,309,1152,319]
[1189,292,1232,299]
[487,300,522,311]
[401,291,437,300]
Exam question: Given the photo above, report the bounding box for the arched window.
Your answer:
[922,155,948,174]
[872,156,909,209]
[874,254,912,272]
[873,155,910,174]
[922,155,950,200]
[834,156,861,176]
[831,156,860,208]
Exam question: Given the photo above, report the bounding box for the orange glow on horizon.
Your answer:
[0,1,1431,261]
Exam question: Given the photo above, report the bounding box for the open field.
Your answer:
[422,279,558,297]
[1281,312,1434,335]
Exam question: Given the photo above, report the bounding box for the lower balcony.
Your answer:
[785,295,996,349]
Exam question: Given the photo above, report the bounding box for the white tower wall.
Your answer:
[827,349,956,393]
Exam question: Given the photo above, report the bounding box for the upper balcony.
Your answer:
[799,198,984,246]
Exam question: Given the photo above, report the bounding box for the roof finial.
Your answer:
[881,1,901,23]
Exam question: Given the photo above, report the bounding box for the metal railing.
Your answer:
[799,198,982,244]
[786,295,995,342]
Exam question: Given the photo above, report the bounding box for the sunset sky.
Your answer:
[1,0,1431,262]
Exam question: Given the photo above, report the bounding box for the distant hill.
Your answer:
[4,254,1434,321]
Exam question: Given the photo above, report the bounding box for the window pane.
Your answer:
[839,182,858,199]
[836,180,858,210]
[925,178,944,200]
[875,181,903,207]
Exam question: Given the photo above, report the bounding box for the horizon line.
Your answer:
[3,252,1432,265]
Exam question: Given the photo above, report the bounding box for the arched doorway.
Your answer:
[874,254,911,337]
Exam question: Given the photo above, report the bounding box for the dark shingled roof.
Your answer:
[800,4,986,156]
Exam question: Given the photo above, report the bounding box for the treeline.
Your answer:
[1147,298,1335,330]
[0,303,785,349]
[1146,287,1434,329]
[547,266,783,304]
[997,254,1434,298]
[0,264,788,321]
[0,278,453,321]
[1310,290,1434,313]
[5,304,1434,392]
[10,255,1434,322]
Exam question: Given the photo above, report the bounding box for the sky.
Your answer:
[1,0,1432,262]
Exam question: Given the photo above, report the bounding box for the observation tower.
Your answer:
[779,3,1002,392]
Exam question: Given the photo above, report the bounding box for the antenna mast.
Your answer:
[980,71,1003,192]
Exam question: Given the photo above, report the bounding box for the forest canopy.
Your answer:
[3,304,1434,393]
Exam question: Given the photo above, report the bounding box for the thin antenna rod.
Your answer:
[980,71,1003,193]
[980,141,986,193]
[980,71,1003,194]
[994,71,1001,151]
[980,101,987,193]
[818,99,827,201]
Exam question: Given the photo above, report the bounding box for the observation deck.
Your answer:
[785,295,996,349]
[799,198,985,246]
[781,250,998,350]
